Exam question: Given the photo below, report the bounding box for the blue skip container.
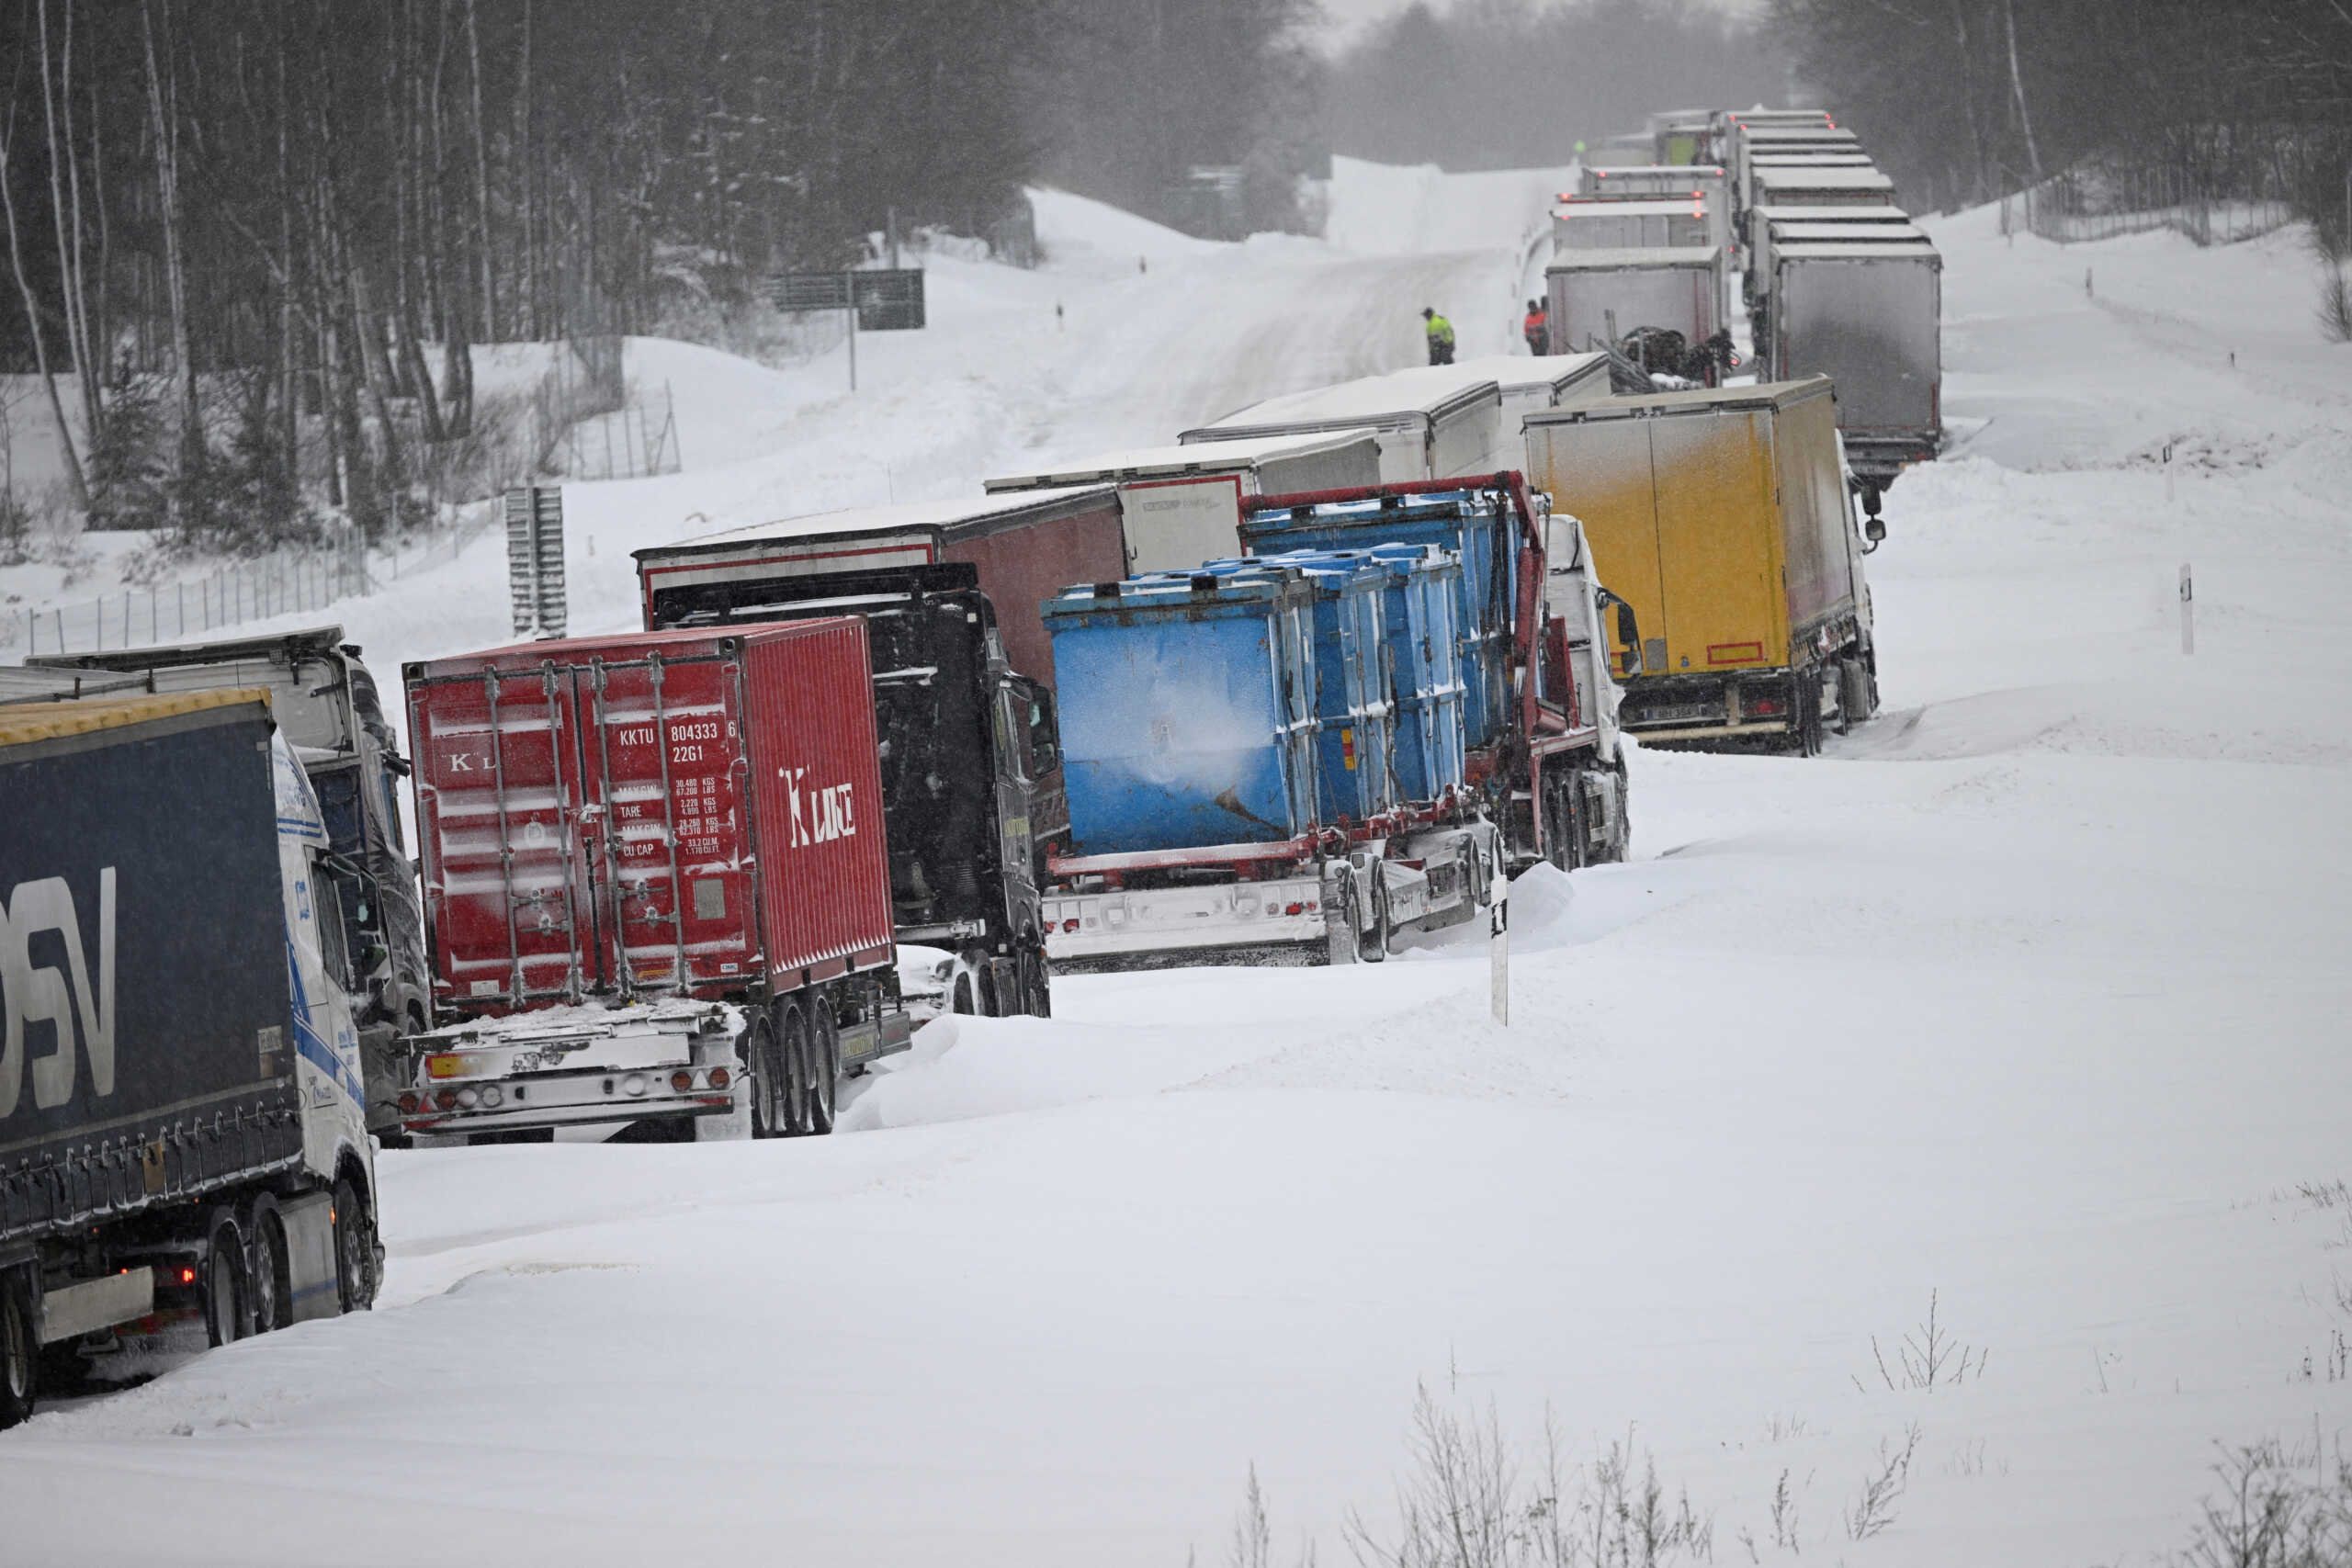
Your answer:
[1246,547,1466,807]
[1042,565,1320,855]
[1239,489,1518,751]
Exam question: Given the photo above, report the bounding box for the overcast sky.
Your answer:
[1311,0,1763,51]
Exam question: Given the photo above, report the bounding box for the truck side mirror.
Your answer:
[1865,515,1886,545]
[1614,601,1640,653]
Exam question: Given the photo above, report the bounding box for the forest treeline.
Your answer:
[0,0,1315,545]
[1326,0,1788,173]
[1770,0,2352,229]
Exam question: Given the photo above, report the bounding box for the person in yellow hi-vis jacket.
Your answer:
[1421,307,1455,366]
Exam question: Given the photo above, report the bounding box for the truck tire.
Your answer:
[246,1195,292,1335]
[332,1178,379,1314]
[779,1003,814,1137]
[203,1213,250,1348]
[745,1015,783,1140]
[1359,874,1390,964]
[0,1271,36,1430]
[1024,950,1053,1018]
[1326,878,1361,966]
[807,999,839,1135]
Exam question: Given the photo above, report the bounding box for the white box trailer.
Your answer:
[1442,353,1620,464]
[1742,203,1913,299]
[1578,164,1729,201]
[1180,367,1505,484]
[983,430,1384,573]
[1545,247,1723,358]
[1739,146,1872,213]
[1768,236,1942,480]
[1749,164,1898,216]
[1552,197,1719,254]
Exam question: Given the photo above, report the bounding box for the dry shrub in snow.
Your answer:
[2176,1439,2352,1568]
[1861,1290,1987,1393]
[1335,1386,1713,1568]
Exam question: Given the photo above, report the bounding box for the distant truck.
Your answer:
[17,628,429,1138]
[1552,197,1719,255]
[1524,378,1882,754]
[1,691,382,1429]
[395,621,914,1144]
[641,558,1059,1018]
[1742,204,1914,306]
[983,431,1384,574]
[1766,233,1943,481]
[1180,367,1508,484]
[1545,247,1724,367]
[1745,165,1897,228]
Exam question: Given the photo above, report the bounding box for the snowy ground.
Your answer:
[4,174,2349,1566]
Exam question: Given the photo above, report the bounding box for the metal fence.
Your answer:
[8,505,506,658]
[2009,159,2297,247]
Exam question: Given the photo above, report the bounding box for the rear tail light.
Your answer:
[1285,903,1305,916]
[671,1070,695,1094]
[479,1085,504,1109]
[1062,919,1080,932]
[1749,695,1788,716]
[398,1091,419,1114]
[707,1066,731,1091]
[456,1087,480,1110]
[434,1089,459,1111]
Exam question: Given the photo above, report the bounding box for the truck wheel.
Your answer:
[0,1271,36,1430]
[1359,874,1390,964]
[745,1016,784,1140]
[1024,951,1053,1018]
[332,1179,379,1314]
[1326,879,1361,966]
[951,974,977,1015]
[203,1213,249,1348]
[779,1003,813,1137]
[246,1196,292,1334]
[807,1000,840,1135]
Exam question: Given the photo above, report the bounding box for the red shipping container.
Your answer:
[404,620,893,1014]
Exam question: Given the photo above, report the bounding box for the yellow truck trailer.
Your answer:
[1523,377,1882,753]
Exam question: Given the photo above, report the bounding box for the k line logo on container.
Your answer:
[0,868,118,1117]
[780,767,857,848]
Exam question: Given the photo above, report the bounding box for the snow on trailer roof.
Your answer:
[1190,366,1501,434]
[1752,166,1897,194]
[1772,238,1941,262]
[632,484,1119,560]
[1747,152,1875,166]
[0,686,271,749]
[1440,353,1611,400]
[1524,375,1834,423]
[1768,221,1929,244]
[981,431,1374,491]
[1749,204,1912,224]
[1545,245,1722,270]
[1553,198,1713,220]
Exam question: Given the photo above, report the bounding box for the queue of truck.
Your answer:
[1544,106,1943,486]
[0,105,1907,1430]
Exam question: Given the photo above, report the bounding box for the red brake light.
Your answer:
[1062,919,1080,932]
[1285,903,1305,916]
[707,1066,731,1091]
[397,1092,419,1114]
[434,1088,458,1111]
[670,1070,695,1094]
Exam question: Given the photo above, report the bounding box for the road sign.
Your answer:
[763,268,926,331]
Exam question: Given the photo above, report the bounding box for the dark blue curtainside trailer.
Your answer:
[0,691,380,1429]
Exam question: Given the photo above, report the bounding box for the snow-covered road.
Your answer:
[4,168,2348,1567]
